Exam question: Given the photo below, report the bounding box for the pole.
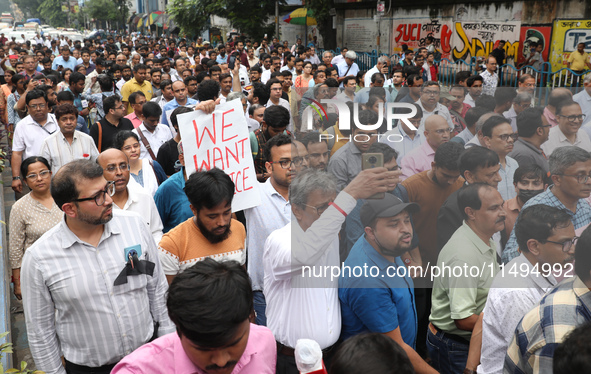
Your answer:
[275,0,278,39]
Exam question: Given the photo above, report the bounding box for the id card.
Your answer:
[124,244,142,261]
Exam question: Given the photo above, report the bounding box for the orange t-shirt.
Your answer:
[158,218,246,275]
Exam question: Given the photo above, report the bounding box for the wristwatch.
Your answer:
[12,176,20,181]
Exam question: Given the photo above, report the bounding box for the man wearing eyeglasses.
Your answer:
[482,116,520,200]
[416,81,455,131]
[11,89,58,195]
[572,74,591,139]
[89,96,134,152]
[243,134,294,326]
[97,148,163,244]
[21,159,175,374]
[504,92,533,132]
[400,114,451,180]
[541,100,591,156]
[502,146,591,263]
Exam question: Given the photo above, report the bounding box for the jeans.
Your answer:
[426,326,469,374]
[253,290,267,326]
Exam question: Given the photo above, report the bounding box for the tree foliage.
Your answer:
[13,0,43,18]
[37,0,67,26]
[168,0,281,41]
[84,0,119,23]
[306,0,336,49]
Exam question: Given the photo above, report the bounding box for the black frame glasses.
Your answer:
[545,236,578,252]
[269,158,303,169]
[557,174,591,184]
[72,181,116,206]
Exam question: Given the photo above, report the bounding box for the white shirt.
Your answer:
[21,211,175,374]
[113,180,164,245]
[12,114,59,159]
[503,106,518,132]
[331,55,345,66]
[244,179,291,292]
[263,191,357,349]
[261,69,274,84]
[116,78,126,92]
[39,130,99,174]
[541,125,591,156]
[266,98,293,132]
[133,123,173,160]
[464,93,476,107]
[379,125,424,164]
[150,96,172,112]
[498,156,519,201]
[364,65,384,87]
[335,90,355,103]
[573,89,591,122]
[247,117,261,132]
[478,254,556,374]
[415,100,455,130]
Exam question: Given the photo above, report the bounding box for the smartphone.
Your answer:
[362,153,385,200]
[81,99,88,108]
[228,55,236,70]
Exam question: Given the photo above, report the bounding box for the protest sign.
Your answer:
[177,100,261,212]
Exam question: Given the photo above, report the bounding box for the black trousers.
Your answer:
[65,360,116,374]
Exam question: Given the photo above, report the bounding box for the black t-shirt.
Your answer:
[156,138,180,176]
[89,117,134,152]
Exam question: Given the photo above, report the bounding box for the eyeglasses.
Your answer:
[497,133,519,141]
[422,90,440,96]
[545,236,578,252]
[303,202,332,216]
[26,169,51,180]
[28,103,46,109]
[431,128,453,135]
[557,114,586,123]
[72,181,116,206]
[557,173,591,184]
[103,162,130,173]
[114,105,125,110]
[515,102,531,108]
[269,158,303,169]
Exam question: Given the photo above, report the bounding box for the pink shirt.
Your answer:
[111,324,277,374]
[543,106,559,127]
[124,112,143,129]
[399,140,435,180]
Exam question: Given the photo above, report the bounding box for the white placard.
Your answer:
[177,100,261,212]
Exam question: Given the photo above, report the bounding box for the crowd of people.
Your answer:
[4,31,591,374]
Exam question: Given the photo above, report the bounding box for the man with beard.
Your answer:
[301,132,330,171]
[158,168,246,284]
[250,105,290,181]
[339,195,438,374]
[97,148,163,244]
[428,183,504,374]
[473,205,573,374]
[161,80,198,129]
[244,134,294,326]
[21,159,174,374]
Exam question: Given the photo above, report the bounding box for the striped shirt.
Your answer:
[21,210,175,374]
[504,276,591,374]
[39,130,99,174]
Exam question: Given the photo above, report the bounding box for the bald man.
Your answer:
[97,148,164,243]
[400,115,452,180]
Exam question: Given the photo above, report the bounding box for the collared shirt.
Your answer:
[504,106,518,132]
[380,125,424,164]
[39,130,99,174]
[124,112,143,129]
[498,156,519,201]
[480,70,499,96]
[154,170,193,233]
[335,90,355,103]
[327,141,362,191]
[21,211,175,374]
[479,254,557,374]
[540,126,591,156]
[573,89,591,123]
[339,236,417,345]
[504,276,591,374]
[399,140,435,180]
[543,107,558,127]
[113,181,164,244]
[508,138,549,173]
[244,179,291,292]
[364,65,385,87]
[354,87,393,104]
[415,100,455,130]
[133,123,173,160]
[337,61,360,84]
[502,187,591,263]
[430,221,499,338]
[465,93,476,107]
[567,50,590,71]
[82,90,119,120]
[111,325,277,374]
[450,127,475,146]
[121,78,154,114]
[52,55,77,71]
[12,114,59,159]
[264,191,357,349]
[161,97,198,127]
[465,133,483,148]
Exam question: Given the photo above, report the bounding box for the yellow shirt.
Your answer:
[322,124,350,156]
[121,78,154,114]
[567,50,589,71]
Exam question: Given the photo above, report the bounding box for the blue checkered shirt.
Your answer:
[504,276,591,374]
[501,187,591,263]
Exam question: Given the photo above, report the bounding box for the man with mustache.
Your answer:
[476,205,574,374]
[428,183,504,374]
[98,148,163,244]
[21,159,174,374]
[339,195,438,374]
[158,168,246,285]
[112,259,277,374]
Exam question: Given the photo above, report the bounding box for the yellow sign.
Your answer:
[74,5,79,12]
[549,19,591,72]
[62,5,68,12]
